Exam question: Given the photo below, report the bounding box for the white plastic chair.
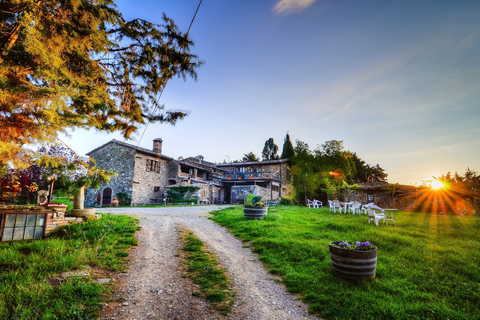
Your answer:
[307,199,314,208]
[367,207,386,226]
[328,200,335,212]
[313,200,323,208]
[362,203,375,215]
[349,202,362,215]
[332,200,341,213]
[339,202,352,214]
[308,199,321,208]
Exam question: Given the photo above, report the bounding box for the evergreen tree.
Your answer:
[244,152,260,162]
[261,138,279,161]
[0,1,202,165]
[280,133,294,160]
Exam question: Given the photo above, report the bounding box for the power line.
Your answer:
[137,0,203,147]
[187,0,203,35]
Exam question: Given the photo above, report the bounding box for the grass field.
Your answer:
[0,214,139,319]
[210,206,480,320]
[178,229,235,315]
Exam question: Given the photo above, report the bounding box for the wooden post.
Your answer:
[47,177,56,203]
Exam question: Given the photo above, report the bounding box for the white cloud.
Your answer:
[273,0,316,14]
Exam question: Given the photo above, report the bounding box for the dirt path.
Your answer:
[98,206,319,320]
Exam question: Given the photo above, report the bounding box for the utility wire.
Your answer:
[187,0,203,35]
[137,0,203,147]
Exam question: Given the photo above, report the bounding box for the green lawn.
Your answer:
[0,214,139,319]
[179,229,235,315]
[210,206,480,320]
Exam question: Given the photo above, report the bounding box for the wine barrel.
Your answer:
[243,205,268,220]
[329,241,377,280]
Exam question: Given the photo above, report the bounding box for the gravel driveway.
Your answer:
[97,206,319,320]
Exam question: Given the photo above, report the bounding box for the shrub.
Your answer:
[252,195,262,205]
[115,192,131,206]
[166,185,200,200]
[279,197,293,205]
[171,198,197,204]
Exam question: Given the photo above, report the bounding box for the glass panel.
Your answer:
[6,214,16,227]
[36,214,46,226]
[3,228,13,241]
[13,227,25,240]
[24,227,35,240]
[26,214,37,227]
[16,214,27,227]
[34,227,44,239]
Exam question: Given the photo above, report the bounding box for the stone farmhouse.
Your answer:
[85,139,291,206]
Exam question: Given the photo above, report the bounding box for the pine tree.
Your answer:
[0,1,202,165]
[281,133,294,160]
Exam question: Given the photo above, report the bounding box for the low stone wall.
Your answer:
[231,185,274,204]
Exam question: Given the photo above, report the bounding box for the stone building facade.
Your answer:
[217,159,291,204]
[85,139,292,206]
[85,139,176,206]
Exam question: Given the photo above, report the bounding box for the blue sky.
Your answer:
[61,0,480,185]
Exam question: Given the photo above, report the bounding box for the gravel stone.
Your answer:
[98,206,321,320]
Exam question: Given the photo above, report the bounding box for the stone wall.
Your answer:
[131,154,171,205]
[278,163,291,197]
[85,142,136,207]
[231,185,273,204]
[193,184,224,204]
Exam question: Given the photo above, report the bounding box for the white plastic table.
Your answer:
[383,209,397,226]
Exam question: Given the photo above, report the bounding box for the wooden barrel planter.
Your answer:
[243,205,268,220]
[329,241,377,280]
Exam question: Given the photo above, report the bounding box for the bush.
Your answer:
[279,197,293,205]
[166,185,200,201]
[252,195,262,205]
[171,198,197,204]
[52,197,74,212]
[115,192,131,206]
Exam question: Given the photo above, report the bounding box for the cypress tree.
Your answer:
[281,133,294,160]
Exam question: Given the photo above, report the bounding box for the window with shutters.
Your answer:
[146,159,160,173]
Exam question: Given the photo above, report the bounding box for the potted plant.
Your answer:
[243,194,268,220]
[111,197,119,207]
[329,241,377,280]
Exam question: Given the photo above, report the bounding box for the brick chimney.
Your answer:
[153,138,163,155]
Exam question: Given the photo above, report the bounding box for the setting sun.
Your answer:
[431,180,444,190]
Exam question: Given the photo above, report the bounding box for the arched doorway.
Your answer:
[102,188,112,206]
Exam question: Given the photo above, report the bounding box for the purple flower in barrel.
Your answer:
[333,241,375,251]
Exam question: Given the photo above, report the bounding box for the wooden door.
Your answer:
[102,188,112,206]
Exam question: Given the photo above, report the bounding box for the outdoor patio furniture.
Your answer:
[328,200,341,212]
[307,199,321,208]
[367,207,386,227]
[383,208,397,226]
[339,202,352,214]
[314,200,323,208]
[328,200,334,212]
[349,201,362,215]
[361,203,375,215]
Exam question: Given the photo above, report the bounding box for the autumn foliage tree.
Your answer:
[0,0,202,165]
